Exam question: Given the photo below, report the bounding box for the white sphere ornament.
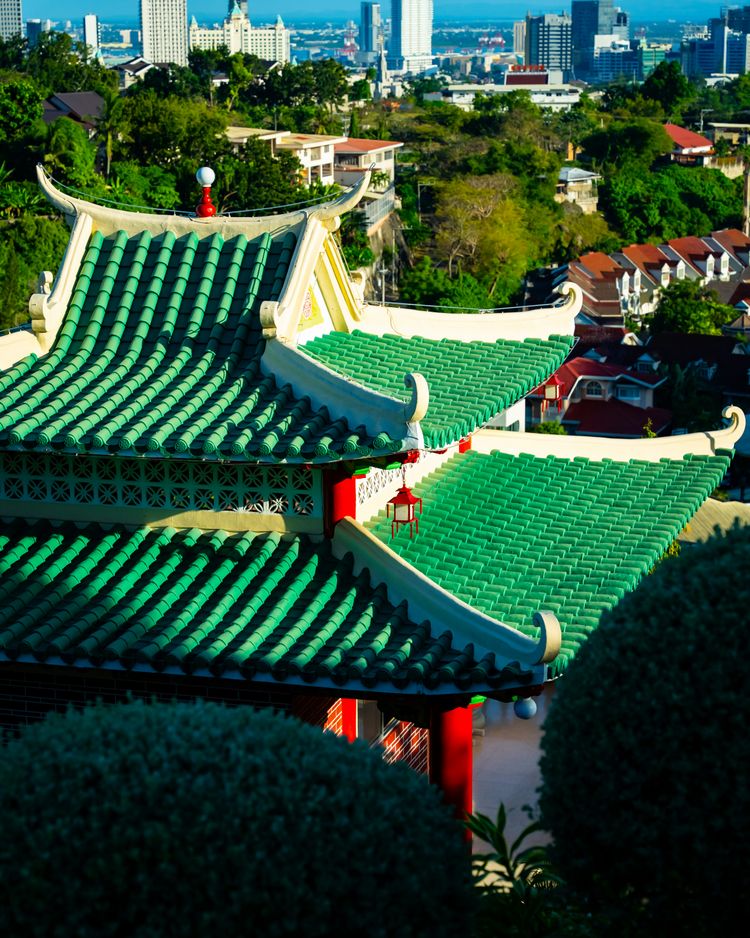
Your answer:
[513,697,538,720]
[196,166,216,187]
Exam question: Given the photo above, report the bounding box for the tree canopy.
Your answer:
[0,701,473,937]
[652,277,736,335]
[539,524,750,935]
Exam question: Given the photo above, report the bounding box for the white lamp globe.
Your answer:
[196,166,216,187]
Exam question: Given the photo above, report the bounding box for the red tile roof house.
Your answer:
[527,357,671,438]
[567,252,636,325]
[565,231,749,326]
[0,165,742,826]
[664,123,714,165]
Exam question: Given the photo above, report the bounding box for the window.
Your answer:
[586,381,604,398]
[617,385,640,401]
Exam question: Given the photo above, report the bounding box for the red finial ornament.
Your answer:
[195,166,216,218]
[387,466,422,539]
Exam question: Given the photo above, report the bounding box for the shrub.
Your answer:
[539,525,750,935]
[0,701,472,938]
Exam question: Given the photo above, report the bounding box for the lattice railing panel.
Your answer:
[0,452,322,517]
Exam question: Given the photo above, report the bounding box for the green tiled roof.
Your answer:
[300,330,575,447]
[366,449,730,677]
[0,519,535,695]
[0,231,400,462]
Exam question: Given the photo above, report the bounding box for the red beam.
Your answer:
[429,705,473,835]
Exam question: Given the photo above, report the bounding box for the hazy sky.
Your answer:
[22,0,724,25]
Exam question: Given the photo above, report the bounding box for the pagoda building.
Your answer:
[0,167,743,818]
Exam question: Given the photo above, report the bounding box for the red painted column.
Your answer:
[340,698,357,742]
[458,435,472,453]
[324,465,356,537]
[429,705,473,834]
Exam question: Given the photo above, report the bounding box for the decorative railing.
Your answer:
[0,452,321,517]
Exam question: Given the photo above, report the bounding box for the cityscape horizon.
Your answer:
[19,1,726,27]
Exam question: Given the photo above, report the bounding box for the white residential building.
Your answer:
[140,0,188,67]
[388,0,433,74]
[0,0,22,40]
[189,6,290,64]
[83,13,100,55]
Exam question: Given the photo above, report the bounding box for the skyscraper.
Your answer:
[26,18,50,47]
[0,0,23,41]
[361,2,381,57]
[525,13,572,78]
[571,0,614,76]
[140,0,188,67]
[83,13,100,55]
[388,0,433,74]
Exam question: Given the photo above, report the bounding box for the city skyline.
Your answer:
[16,1,731,24]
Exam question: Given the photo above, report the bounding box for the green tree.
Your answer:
[95,88,130,178]
[0,701,473,938]
[641,60,694,120]
[0,213,69,329]
[539,524,750,936]
[121,93,230,201]
[0,34,27,71]
[399,256,452,306]
[0,78,42,142]
[42,117,98,189]
[25,30,116,96]
[652,278,735,335]
[529,421,567,434]
[349,79,371,103]
[581,118,673,170]
[215,139,304,212]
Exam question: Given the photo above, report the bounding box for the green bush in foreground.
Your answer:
[0,701,472,938]
[539,525,750,936]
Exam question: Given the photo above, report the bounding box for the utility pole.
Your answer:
[377,259,388,305]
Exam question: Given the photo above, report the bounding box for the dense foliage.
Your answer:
[539,525,750,936]
[0,213,68,330]
[652,278,736,335]
[0,701,473,938]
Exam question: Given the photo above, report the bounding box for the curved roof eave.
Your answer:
[36,163,371,239]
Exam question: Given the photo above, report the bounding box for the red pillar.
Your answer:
[458,436,472,453]
[429,705,473,832]
[324,465,356,537]
[340,698,357,742]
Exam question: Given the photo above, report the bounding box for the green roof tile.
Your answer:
[300,330,575,447]
[0,231,401,463]
[365,449,731,678]
[0,518,534,695]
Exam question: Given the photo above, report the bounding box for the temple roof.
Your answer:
[0,519,539,697]
[0,229,401,462]
[365,448,731,678]
[301,330,574,448]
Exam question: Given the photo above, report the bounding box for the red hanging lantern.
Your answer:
[542,373,564,413]
[387,467,422,539]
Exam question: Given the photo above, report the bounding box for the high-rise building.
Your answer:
[361,2,381,59]
[83,13,100,55]
[140,0,188,67]
[513,20,526,59]
[26,17,50,47]
[525,13,572,78]
[388,0,433,74]
[189,7,290,64]
[0,0,22,40]
[571,0,615,76]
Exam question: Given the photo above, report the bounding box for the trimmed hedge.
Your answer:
[539,524,750,935]
[0,701,472,938]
